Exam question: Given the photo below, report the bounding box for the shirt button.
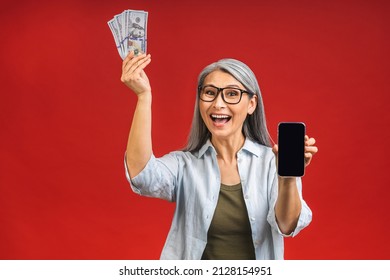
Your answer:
[251,217,255,221]
[245,195,249,200]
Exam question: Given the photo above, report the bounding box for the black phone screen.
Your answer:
[277,122,306,177]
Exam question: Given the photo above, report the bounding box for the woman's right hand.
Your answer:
[121,51,152,97]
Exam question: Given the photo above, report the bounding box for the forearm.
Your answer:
[126,93,152,178]
[275,177,302,235]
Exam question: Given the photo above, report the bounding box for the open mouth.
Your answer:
[210,114,232,124]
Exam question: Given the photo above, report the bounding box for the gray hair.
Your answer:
[184,58,271,152]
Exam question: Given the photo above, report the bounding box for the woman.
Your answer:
[122,51,318,260]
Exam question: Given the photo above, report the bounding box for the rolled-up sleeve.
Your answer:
[124,153,179,202]
[267,177,312,237]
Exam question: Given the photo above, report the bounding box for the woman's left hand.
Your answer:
[272,135,318,168]
[303,135,318,167]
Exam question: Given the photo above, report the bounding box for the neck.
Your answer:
[211,134,245,163]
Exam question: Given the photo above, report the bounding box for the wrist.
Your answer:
[137,92,152,103]
[278,176,296,187]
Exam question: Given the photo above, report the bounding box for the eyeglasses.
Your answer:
[198,85,253,105]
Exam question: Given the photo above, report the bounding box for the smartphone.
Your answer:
[277,122,306,177]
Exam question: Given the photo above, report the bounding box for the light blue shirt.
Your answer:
[125,138,312,260]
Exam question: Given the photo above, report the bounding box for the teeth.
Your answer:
[211,114,230,119]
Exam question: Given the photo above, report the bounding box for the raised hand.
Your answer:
[121,51,152,96]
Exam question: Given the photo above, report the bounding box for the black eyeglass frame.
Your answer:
[198,85,254,105]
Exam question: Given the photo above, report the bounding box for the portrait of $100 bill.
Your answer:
[108,9,148,59]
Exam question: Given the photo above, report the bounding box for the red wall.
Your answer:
[1,0,389,259]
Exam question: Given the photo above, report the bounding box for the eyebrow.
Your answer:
[204,83,243,89]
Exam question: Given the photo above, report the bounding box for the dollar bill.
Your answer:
[107,9,148,59]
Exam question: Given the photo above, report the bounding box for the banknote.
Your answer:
[108,9,148,59]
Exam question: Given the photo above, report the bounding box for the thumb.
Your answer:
[272,144,279,169]
[272,144,278,155]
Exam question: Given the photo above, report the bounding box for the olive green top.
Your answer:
[202,183,256,260]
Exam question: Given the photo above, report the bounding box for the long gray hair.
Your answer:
[184,58,271,152]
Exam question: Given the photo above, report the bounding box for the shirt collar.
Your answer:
[196,138,265,158]
[240,138,264,157]
[197,139,215,158]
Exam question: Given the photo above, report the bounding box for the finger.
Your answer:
[305,137,316,146]
[272,144,279,167]
[305,146,318,154]
[125,54,150,74]
[123,53,148,73]
[122,52,147,71]
[121,56,152,85]
[122,51,136,70]
[304,153,313,166]
[129,56,152,79]
[136,54,152,70]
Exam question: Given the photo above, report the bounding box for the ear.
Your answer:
[247,94,257,115]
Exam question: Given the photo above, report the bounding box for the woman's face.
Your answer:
[199,70,257,141]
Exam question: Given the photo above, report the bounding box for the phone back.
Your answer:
[277,122,306,177]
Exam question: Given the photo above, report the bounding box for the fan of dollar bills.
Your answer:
[107,9,148,59]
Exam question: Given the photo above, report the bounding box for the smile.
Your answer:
[210,114,232,124]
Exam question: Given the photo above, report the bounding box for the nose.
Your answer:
[213,90,226,109]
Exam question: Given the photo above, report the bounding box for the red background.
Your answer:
[1,0,389,259]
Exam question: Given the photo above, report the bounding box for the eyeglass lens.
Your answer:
[200,86,243,104]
